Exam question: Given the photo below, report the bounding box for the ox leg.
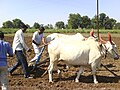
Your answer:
[91,63,98,84]
[54,63,62,80]
[48,63,54,83]
[75,66,84,82]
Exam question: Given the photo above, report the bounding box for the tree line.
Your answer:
[2,13,120,29]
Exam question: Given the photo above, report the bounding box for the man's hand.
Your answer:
[44,43,48,46]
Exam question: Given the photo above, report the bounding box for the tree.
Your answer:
[49,24,53,29]
[99,13,106,28]
[44,24,53,29]
[104,17,116,29]
[81,16,91,29]
[91,13,117,29]
[55,21,65,29]
[65,24,69,29]
[91,15,98,29]
[12,18,25,28]
[68,13,82,29]
[114,22,120,29]
[2,20,14,28]
[26,24,30,28]
[33,22,40,29]
[44,25,49,29]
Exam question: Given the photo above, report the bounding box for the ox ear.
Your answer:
[90,29,94,37]
[108,32,112,44]
[99,34,107,44]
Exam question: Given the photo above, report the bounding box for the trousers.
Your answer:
[30,44,40,62]
[8,50,30,77]
[0,66,8,90]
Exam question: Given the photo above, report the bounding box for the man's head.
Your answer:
[0,31,4,39]
[38,26,45,34]
[21,24,28,32]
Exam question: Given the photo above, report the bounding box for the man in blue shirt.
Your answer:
[0,31,13,90]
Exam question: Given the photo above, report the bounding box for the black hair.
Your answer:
[0,31,4,38]
[39,26,45,31]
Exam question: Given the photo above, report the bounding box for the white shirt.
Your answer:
[32,31,44,45]
[12,29,29,54]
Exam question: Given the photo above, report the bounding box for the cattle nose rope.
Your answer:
[101,44,118,77]
[101,63,118,77]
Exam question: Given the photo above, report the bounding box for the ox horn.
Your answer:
[99,34,107,44]
[90,29,94,37]
[108,32,112,44]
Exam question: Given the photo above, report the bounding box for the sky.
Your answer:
[0,0,120,27]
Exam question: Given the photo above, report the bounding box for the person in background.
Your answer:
[8,25,32,78]
[30,26,46,63]
[0,31,13,90]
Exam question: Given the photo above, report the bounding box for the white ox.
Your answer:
[47,33,119,84]
[45,29,96,43]
[45,33,87,69]
[45,33,86,43]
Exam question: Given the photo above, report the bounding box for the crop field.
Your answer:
[5,33,120,90]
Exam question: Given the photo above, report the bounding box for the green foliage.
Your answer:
[104,18,116,29]
[114,22,120,29]
[81,16,91,29]
[99,29,120,33]
[1,12,120,30]
[67,13,117,30]
[68,13,82,29]
[26,29,36,33]
[2,20,14,28]
[1,28,120,35]
[55,21,65,29]
[33,22,40,29]
[12,18,25,28]
[2,18,26,28]
[0,28,18,34]
[44,24,53,29]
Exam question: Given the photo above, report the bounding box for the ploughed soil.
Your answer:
[5,34,120,90]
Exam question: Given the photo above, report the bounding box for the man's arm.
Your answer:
[32,40,39,46]
[7,43,13,57]
[19,32,29,51]
[42,37,47,45]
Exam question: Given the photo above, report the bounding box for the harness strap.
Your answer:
[102,44,108,59]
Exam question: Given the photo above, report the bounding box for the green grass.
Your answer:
[1,28,120,36]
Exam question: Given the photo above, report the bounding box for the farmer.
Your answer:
[29,26,46,63]
[0,31,13,90]
[8,24,32,78]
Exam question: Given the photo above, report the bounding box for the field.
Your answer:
[6,33,120,90]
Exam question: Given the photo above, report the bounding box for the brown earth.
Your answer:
[5,34,120,90]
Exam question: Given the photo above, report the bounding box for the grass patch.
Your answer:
[1,28,120,37]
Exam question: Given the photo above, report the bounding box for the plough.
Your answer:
[29,46,49,72]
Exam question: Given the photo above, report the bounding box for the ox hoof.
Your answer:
[75,79,79,82]
[94,81,98,84]
[49,81,54,84]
